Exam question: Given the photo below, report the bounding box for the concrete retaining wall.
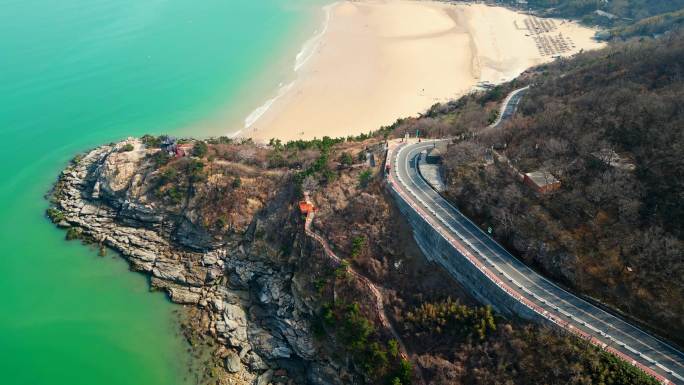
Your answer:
[389,186,547,323]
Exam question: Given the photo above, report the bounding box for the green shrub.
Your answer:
[141,134,162,148]
[314,278,327,294]
[268,152,286,168]
[46,208,65,223]
[65,227,82,241]
[207,136,233,145]
[184,159,205,184]
[166,186,183,204]
[214,217,227,229]
[363,342,389,376]
[479,86,503,105]
[151,151,171,169]
[350,236,366,258]
[322,304,335,326]
[387,339,399,359]
[340,303,375,352]
[120,143,134,152]
[393,359,413,385]
[322,168,337,184]
[232,176,242,188]
[321,301,413,384]
[192,141,208,158]
[335,260,350,279]
[268,138,283,149]
[339,152,353,166]
[359,170,372,188]
[346,131,376,142]
[284,136,344,152]
[160,168,177,183]
[404,298,496,341]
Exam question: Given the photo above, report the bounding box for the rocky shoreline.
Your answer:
[48,139,348,385]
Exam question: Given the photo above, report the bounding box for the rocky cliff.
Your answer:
[49,138,350,385]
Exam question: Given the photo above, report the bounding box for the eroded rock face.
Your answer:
[96,141,147,197]
[51,140,344,384]
[225,350,243,373]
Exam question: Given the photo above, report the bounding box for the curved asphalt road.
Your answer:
[389,141,684,384]
[488,85,529,129]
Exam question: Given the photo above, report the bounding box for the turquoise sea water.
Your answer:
[0,1,325,384]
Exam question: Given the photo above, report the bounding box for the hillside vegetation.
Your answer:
[296,139,660,384]
[522,0,684,26]
[386,32,683,345]
[90,132,663,384]
[607,8,684,39]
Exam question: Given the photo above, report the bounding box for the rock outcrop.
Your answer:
[49,139,345,384]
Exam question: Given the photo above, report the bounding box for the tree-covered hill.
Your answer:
[388,31,684,346]
[606,8,684,39]
[524,0,684,25]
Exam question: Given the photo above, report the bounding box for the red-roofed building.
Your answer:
[299,201,315,215]
[523,171,561,194]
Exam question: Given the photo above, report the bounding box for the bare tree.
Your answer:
[302,175,319,193]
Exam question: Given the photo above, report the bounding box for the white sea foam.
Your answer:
[229,128,243,138]
[242,3,337,130]
[294,2,336,72]
[243,81,295,129]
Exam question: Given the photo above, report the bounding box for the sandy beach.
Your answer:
[245,0,604,141]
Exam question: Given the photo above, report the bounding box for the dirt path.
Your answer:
[304,210,426,385]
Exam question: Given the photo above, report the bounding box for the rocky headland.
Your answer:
[48,137,353,385]
[47,130,665,385]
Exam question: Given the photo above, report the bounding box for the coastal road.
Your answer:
[488,85,529,129]
[387,140,684,384]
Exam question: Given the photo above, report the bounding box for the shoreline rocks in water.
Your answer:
[48,138,348,385]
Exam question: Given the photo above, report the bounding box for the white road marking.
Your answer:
[391,142,684,382]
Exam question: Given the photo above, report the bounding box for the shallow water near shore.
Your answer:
[0,1,325,384]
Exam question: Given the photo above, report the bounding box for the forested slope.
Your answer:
[605,8,684,39]
[424,32,684,345]
[523,0,684,25]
